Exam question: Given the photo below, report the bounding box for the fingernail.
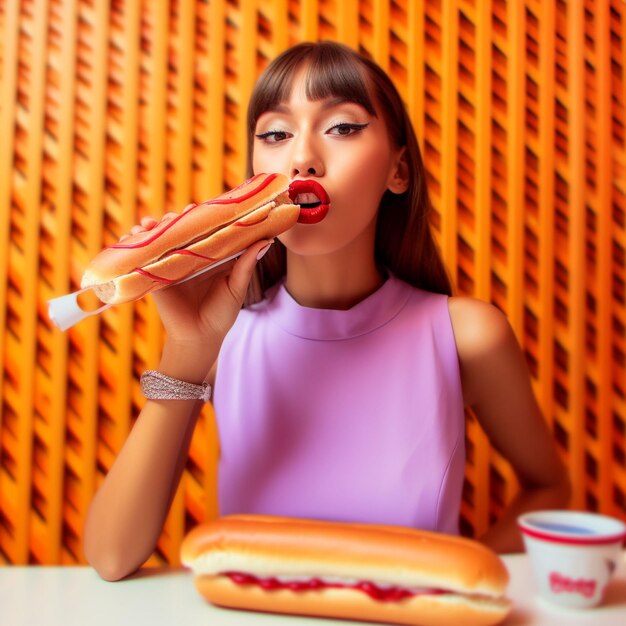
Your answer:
[256,242,273,261]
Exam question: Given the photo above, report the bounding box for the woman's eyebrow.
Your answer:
[265,103,290,114]
[320,96,377,117]
[319,96,360,111]
[265,96,366,115]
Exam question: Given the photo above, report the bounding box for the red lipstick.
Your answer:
[288,180,330,225]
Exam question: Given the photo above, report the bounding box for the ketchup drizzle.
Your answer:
[163,249,217,261]
[107,173,276,250]
[133,267,176,284]
[224,572,446,603]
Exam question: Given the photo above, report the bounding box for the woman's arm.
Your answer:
[83,341,216,581]
[83,242,270,581]
[448,297,571,553]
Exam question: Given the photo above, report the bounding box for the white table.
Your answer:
[1,554,625,625]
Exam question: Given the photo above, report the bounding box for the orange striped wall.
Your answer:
[0,0,624,566]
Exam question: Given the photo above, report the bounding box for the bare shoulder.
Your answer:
[447,296,522,407]
[447,296,515,359]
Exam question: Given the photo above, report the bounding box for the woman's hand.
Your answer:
[120,211,272,346]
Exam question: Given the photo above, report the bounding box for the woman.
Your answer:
[84,41,570,581]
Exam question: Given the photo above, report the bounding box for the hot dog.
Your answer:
[80,173,299,305]
[180,515,512,626]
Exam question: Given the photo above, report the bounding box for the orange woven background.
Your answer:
[0,0,624,566]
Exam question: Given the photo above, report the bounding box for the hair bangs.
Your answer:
[247,44,377,169]
[301,51,377,117]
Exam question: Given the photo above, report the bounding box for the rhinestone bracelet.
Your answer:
[140,370,212,403]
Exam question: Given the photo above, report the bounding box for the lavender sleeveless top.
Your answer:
[213,274,465,534]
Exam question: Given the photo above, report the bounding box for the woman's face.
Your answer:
[252,68,406,259]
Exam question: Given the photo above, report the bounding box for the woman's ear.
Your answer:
[387,147,410,194]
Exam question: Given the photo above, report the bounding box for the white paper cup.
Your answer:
[518,510,626,609]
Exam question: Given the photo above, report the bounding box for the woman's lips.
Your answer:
[288,179,330,225]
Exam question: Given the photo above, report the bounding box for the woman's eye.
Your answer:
[327,122,369,136]
[255,130,290,143]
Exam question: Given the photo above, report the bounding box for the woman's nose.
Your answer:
[290,136,324,178]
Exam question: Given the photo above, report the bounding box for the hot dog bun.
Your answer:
[80,173,298,304]
[181,515,512,626]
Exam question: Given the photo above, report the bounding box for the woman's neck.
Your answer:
[284,250,385,310]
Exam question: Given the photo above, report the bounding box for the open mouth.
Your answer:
[295,193,322,209]
[288,180,330,224]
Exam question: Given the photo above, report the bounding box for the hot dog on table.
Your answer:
[80,173,300,305]
[181,515,512,626]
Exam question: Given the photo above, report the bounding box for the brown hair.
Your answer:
[245,41,452,303]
